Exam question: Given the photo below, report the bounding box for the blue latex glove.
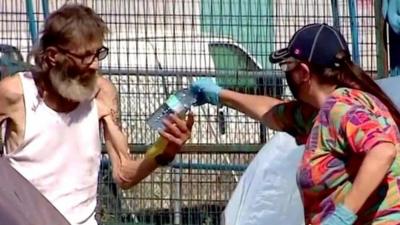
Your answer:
[190,78,222,106]
[382,0,400,34]
[322,204,357,225]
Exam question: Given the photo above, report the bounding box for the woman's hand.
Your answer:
[321,204,357,225]
[190,78,222,106]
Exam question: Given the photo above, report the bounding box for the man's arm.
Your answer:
[97,76,193,189]
[0,76,22,123]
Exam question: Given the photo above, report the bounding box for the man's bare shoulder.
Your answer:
[97,75,117,96]
[95,75,118,107]
[0,75,24,106]
[95,75,120,120]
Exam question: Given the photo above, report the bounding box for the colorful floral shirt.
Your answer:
[271,88,400,225]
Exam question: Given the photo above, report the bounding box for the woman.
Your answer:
[191,23,400,225]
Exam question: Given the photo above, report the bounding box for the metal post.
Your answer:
[173,157,182,225]
[26,0,38,44]
[42,0,49,19]
[374,0,389,78]
[348,0,360,65]
[331,0,341,30]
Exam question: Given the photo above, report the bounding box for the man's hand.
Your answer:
[154,112,194,165]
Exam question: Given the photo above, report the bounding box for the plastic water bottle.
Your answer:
[146,88,197,131]
[146,88,196,165]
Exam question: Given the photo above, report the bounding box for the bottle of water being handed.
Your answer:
[145,88,197,165]
[147,88,197,131]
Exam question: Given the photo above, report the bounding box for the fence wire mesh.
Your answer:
[0,0,380,225]
[98,151,253,225]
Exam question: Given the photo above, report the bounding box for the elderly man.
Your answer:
[0,4,193,225]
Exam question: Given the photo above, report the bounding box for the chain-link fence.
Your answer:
[97,150,254,225]
[0,0,381,145]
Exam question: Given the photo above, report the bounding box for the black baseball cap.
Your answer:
[269,23,350,68]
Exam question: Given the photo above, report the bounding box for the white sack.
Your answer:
[222,132,305,225]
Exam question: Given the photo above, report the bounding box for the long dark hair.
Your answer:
[309,50,400,127]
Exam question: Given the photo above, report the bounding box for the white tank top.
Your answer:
[4,72,101,225]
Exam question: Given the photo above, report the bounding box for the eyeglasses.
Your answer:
[279,57,300,72]
[56,46,109,66]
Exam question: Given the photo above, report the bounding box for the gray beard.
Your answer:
[48,65,97,102]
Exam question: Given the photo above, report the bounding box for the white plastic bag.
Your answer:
[376,76,400,108]
[222,132,305,225]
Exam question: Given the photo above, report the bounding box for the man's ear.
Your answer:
[298,63,311,82]
[44,47,58,66]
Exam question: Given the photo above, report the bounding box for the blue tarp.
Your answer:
[382,0,400,76]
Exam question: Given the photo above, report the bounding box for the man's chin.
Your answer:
[59,89,95,103]
[54,79,96,103]
[51,77,95,103]
[48,59,99,103]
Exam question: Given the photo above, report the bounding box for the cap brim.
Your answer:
[269,48,290,64]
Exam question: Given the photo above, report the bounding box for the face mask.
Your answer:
[285,71,301,100]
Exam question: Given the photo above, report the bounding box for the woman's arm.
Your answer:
[190,78,317,143]
[343,142,397,213]
[220,89,284,129]
[333,102,399,214]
